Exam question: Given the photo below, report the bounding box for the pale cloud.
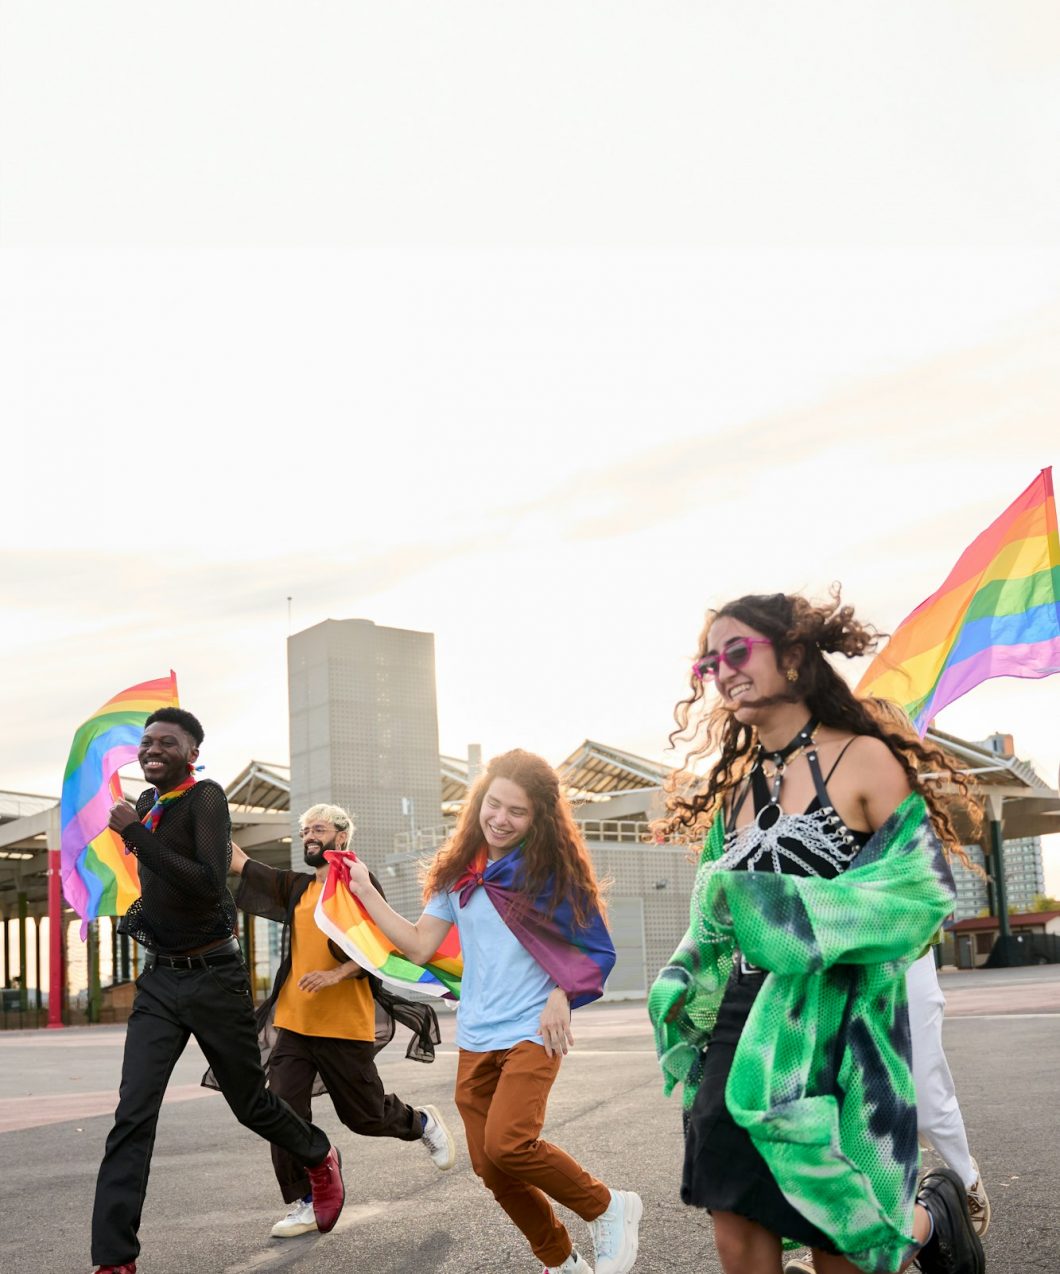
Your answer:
[3,0,1059,895]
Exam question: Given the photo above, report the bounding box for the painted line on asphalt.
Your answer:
[950,1011,1060,1020]
[0,1081,218,1135]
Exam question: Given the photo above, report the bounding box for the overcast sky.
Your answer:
[2,1,1058,888]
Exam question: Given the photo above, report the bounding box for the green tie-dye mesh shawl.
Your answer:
[648,792,956,1274]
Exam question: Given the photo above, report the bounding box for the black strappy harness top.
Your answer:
[720,726,871,880]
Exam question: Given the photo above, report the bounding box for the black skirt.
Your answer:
[681,964,838,1254]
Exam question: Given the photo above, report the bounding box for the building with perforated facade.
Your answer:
[287,619,443,873]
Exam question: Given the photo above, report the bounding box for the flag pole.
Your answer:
[985,793,1012,953]
[47,846,65,1029]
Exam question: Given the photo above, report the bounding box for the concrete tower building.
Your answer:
[287,619,443,872]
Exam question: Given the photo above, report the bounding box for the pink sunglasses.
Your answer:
[693,637,773,680]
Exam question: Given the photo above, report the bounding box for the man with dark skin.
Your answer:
[90,707,345,1274]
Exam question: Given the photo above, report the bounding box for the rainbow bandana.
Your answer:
[141,775,197,832]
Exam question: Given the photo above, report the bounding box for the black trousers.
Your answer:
[269,1027,423,1203]
[91,959,331,1266]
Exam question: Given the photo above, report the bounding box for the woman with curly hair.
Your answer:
[648,590,985,1274]
[344,748,642,1274]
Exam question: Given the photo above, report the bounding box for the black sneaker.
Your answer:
[916,1167,986,1274]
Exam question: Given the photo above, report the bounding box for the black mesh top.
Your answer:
[118,780,237,954]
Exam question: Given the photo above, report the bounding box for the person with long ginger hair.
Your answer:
[344,748,642,1274]
[647,590,985,1274]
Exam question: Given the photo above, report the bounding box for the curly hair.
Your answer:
[656,586,980,860]
[144,707,204,747]
[421,749,607,925]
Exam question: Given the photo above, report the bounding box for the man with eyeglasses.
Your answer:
[228,802,456,1239]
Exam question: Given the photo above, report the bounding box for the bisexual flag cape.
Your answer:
[314,846,616,1009]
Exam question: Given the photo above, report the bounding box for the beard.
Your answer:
[302,839,334,868]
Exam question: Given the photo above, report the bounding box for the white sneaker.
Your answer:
[544,1249,593,1273]
[587,1189,642,1274]
[966,1157,991,1237]
[419,1104,456,1170]
[270,1196,317,1238]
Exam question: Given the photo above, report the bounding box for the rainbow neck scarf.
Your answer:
[452,845,616,1009]
[141,775,196,832]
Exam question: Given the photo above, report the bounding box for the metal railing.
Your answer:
[394,818,672,854]
[576,819,654,843]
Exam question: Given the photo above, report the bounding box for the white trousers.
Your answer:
[907,950,976,1187]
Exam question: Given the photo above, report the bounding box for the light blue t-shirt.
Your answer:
[424,885,555,1052]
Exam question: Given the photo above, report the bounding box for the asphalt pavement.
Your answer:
[1,965,1057,1273]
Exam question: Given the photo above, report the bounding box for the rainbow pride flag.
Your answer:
[315,845,617,1010]
[858,468,1060,732]
[315,850,463,999]
[60,672,180,936]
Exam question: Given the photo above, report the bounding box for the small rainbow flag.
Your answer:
[314,851,463,999]
[858,468,1060,732]
[60,672,180,936]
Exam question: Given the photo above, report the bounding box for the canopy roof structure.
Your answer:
[430,740,672,831]
[439,754,470,815]
[0,764,294,914]
[225,760,291,813]
[928,728,1060,840]
[1,729,1057,917]
[556,739,670,801]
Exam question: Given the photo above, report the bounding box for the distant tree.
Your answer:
[1030,893,1060,913]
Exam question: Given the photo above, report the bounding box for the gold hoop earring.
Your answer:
[786,668,799,683]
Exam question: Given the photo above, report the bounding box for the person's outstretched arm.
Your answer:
[345,858,452,966]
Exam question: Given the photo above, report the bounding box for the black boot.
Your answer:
[916,1167,986,1274]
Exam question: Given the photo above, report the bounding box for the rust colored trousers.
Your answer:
[454,1040,610,1267]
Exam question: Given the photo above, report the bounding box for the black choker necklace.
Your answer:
[752,718,819,827]
[757,717,819,767]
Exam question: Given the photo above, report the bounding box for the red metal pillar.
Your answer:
[47,849,65,1029]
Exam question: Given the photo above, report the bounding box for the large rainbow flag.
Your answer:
[60,672,180,936]
[315,846,617,1009]
[858,468,1060,732]
[314,849,463,998]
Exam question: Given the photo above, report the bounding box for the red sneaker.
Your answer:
[305,1145,345,1233]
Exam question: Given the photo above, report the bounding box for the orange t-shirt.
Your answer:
[273,880,375,1041]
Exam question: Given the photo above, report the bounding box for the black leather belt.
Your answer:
[145,937,243,970]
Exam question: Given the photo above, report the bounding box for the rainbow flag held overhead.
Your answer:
[60,672,180,936]
[858,468,1060,732]
[315,850,463,999]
